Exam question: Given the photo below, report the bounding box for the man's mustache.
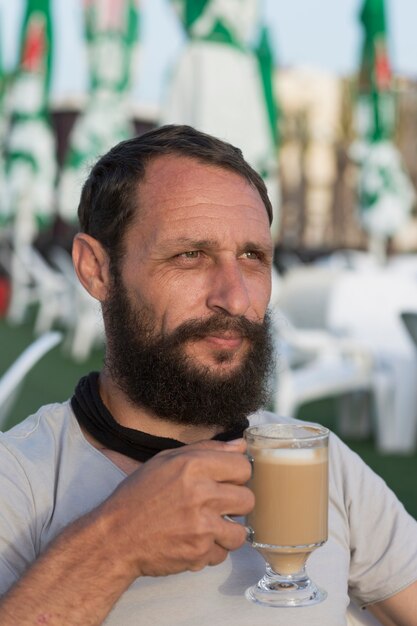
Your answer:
[165,313,269,347]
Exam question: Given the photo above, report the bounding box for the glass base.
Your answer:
[245,565,327,608]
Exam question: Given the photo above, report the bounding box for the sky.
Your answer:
[1,0,417,110]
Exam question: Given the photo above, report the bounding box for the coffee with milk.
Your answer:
[246,425,328,575]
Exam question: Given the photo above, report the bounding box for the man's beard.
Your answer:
[102,275,274,432]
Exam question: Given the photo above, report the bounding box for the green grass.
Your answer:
[0,312,104,431]
[1,314,417,519]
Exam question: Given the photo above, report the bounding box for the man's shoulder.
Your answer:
[0,400,75,460]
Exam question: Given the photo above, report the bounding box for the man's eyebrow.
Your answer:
[161,238,273,255]
[242,241,274,255]
[160,238,221,250]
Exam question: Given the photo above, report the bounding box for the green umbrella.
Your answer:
[18,0,53,98]
[352,0,414,256]
[58,0,139,223]
[357,0,394,141]
[0,11,7,228]
[255,24,279,152]
[3,0,57,239]
[170,0,210,36]
[84,0,139,93]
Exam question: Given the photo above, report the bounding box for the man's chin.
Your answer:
[187,352,247,379]
[185,339,250,368]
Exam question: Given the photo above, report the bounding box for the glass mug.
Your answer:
[244,423,329,607]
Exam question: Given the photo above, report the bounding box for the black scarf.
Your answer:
[71,372,249,463]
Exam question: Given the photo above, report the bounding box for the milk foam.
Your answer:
[255,447,325,464]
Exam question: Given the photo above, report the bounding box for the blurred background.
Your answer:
[0,0,417,518]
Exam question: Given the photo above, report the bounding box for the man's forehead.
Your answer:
[124,155,272,256]
[142,153,238,187]
[138,154,267,217]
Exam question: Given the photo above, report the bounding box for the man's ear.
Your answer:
[72,233,111,302]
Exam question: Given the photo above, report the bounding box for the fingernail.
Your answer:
[225,438,244,445]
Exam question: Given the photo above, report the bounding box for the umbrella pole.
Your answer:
[368,233,387,265]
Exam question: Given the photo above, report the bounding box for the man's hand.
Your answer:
[99,438,253,578]
[0,438,252,626]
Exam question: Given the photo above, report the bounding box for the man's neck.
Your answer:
[98,369,220,444]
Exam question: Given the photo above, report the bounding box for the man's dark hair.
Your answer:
[77,124,273,267]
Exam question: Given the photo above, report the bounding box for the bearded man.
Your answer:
[0,125,416,626]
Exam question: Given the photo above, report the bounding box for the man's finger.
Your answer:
[215,516,249,552]
[156,440,251,484]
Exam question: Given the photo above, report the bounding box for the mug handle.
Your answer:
[223,515,254,543]
[223,454,254,542]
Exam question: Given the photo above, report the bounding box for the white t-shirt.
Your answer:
[0,401,416,626]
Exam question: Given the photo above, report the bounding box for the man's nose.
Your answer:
[206,260,251,317]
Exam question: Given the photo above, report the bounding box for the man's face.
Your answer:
[118,155,273,371]
[102,155,274,428]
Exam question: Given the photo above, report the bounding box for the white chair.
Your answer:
[400,311,417,347]
[271,312,375,437]
[7,243,103,362]
[270,267,375,437]
[276,265,342,330]
[49,246,104,362]
[0,331,62,430]
[6,244,40,325]
[7,244,75,333]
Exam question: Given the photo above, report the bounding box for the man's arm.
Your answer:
[0,439,253,626]
[369,580,417,626]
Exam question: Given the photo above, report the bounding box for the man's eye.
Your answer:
[243,251,260,260]
[179,251,200,259]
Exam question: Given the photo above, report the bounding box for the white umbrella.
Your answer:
[160,0,280,238]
